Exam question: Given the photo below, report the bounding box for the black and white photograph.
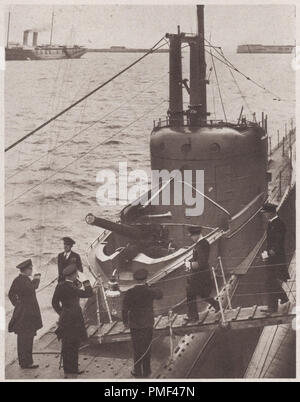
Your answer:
[2,1,297,382]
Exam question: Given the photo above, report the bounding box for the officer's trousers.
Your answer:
[130,328,153,377]
[17,330,35,368]
[62,336,80,374]
[266,273,289,310]
[187,286,219,319]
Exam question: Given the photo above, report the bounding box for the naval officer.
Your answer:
[184,226,219,323]
[57,237,83,282]
[260,203,290,313]
[122,268,163,378]
[8,259,43,369]
[52,263,93,376]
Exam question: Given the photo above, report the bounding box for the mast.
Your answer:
[49,10,54,46]
[167,26,184,127]
[166,5,209,127]
[197,4,207,120]
[6,10,11,48]
[189,5,208,122]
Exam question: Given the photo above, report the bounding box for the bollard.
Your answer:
[282,137,285,156]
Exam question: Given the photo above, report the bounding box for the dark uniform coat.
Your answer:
[57,251,83,282]
[52,280,93,342]
[122,284,163,377]
[187,238,213,298]
[266,216,290,282]
[122,284,163,329]
[8,275,43,335]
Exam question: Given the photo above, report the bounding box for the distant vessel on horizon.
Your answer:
[88,45,169,53]
[5,11,87,61]
[237,44,294,54]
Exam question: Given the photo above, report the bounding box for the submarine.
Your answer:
[84,5,270,321]
[6,4,296,380]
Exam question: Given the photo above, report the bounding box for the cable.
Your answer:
[5,38,167,153]
[5,99,166,207]
[262,328,292,378]
[123,333,166,371]
[6,73,168,182]
[258,325,280,377]
[210,50,227,122]
[220,48,252,115]
[204,37,284,102]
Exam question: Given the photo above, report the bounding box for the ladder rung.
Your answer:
[172,315,188,328]
[154,315,163,328]
[169,314,178,327]
[232,306,242,321]
[102,321,119,336]
[156,315,171,330]
[203,311,221,325]
[198,309,210,324]
[108,321,126,335]
[247,305,258,319]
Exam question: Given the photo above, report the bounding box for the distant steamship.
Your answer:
[5,11,87,61]
[237,44,294,54]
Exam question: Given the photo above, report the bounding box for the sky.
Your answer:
[4,3,296,51]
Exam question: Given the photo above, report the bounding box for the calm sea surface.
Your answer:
[5,51,295,361]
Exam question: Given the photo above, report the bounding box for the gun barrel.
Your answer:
[85,213,149,240]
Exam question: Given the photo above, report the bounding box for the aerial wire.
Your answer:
[5,37,168,152]
[5,99,167,207]
[210,50,227,122]
[6,73,169,181]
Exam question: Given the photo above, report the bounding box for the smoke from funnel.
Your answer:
[29,23,51,33]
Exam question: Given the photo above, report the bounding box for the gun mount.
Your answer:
[85,213,159,242]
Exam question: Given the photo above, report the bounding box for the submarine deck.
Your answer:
[5,127,296,380]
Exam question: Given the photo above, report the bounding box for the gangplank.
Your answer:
[87,302,295,345]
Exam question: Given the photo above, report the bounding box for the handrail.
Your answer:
[179,180,231,218]
[152,115,257,130]
[141,177,174,209]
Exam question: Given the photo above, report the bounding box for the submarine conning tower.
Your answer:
[150,5,268,230]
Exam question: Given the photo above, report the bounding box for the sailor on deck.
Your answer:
[122,268,163,378]
[184,226,219,323]
[57,237,83,282]
[52,264,93,376]
[260,203,290,314]
[8,259,43,369]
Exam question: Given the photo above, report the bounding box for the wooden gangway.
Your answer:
[87,302,295,345]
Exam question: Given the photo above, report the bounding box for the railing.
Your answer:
[268,121,295,202]
[152,115,259,130]
[270,162,294,202]
[268,118,295,157]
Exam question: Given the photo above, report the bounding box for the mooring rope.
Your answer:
[6,73,168,182]
[5,99,166,207]
[5,37,167,152]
